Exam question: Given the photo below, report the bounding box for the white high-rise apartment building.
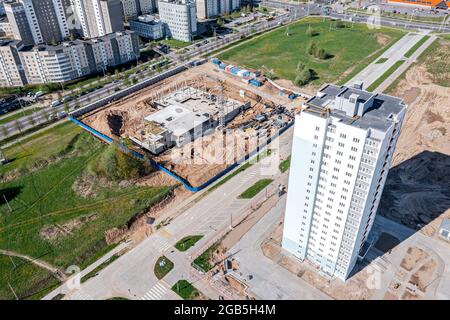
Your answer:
[282,83,407,281]
[158,0,196,42]
[196,0,240,20]
[70,0,124,39]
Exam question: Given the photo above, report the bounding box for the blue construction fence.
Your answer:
[69,116,294,192]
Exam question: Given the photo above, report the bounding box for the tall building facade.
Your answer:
[0,39,27,87]
[5,0,71,45]
[121,0,139,19]
[138,0,157,13]
[71,0,124,39]
[158,0,196,42]
[196,0,240,19]
[120,0,156,19]
[282,84,407,281]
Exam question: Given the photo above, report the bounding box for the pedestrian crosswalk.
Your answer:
[151,236,172,252]
[69,290,92,300]
[141,282,168,300]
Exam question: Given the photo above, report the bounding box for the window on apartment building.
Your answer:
[353,137,360,143]
[338,142,345,147]
[340,133,347,139]
[315,126,320,131]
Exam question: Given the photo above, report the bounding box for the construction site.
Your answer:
[81,61,303,187]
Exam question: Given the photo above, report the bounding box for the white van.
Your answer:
[50,100,61,108]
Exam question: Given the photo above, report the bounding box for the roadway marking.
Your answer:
[159,228,173,240]
[151,237,172,252]
[141,282,168,300]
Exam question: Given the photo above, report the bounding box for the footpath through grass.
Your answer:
[218,17,404,86]
[0,122,171,299]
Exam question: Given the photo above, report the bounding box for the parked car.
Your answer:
[50,100,61,108]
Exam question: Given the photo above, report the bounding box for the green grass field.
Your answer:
[0,122,171,299]
[218,17,404,86]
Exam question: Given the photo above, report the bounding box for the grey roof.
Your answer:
[440,219,450,231]
[304,84,406,133]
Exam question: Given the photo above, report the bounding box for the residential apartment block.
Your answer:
[0,30,139,86]
[5,0,71,45]
[70,0,124,39]
[158,0,197,42]
[120,0,156,19]
[282,84,407,281]
[196,0,240,20]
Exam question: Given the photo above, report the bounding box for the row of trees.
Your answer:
[307,42,331,60]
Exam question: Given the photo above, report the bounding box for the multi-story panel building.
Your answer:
[196,0,240,19]
[0,39,27,86]
[158,0,196,42]
[138,0,156,13]
[71,0,124,39]
[0,16,13,38]
[282,83,407,281]
[20,40,93,84]
[0,30,139,86]
[121,0,139,19]
[4,2,34,45]
[5,0,71,45]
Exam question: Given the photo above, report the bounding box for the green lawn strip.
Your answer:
[279,156,291,173]
[192,242,220,273]
[404,35,430,58]
[366,60,405,92]
[107,297,129,300]
[154,256,174,280]
[376,58,388,64]
[80,253,121,283]
[218,17,404,86]
[161,39,193,49]
[0,108,41,125]
[239,179,273,199]
[171,280,202,300]
[174,235,203,252]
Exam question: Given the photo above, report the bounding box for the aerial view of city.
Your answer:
[0,0,448,313]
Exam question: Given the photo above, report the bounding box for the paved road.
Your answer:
[227,194,331,299]
[374,34,437,93]
[345,31,429,89]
